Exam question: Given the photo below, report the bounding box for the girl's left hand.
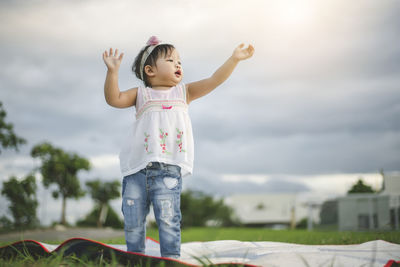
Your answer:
[232,44,255,61]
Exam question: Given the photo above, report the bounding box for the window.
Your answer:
[358,214,378,230]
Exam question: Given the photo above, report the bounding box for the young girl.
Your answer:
[102,36,254,258]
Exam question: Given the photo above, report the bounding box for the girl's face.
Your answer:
[152,49,183,87]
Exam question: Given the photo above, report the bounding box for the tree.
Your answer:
[1,174,38,228]
[296,217,308,229]
[347,178,375,194]
[85,179,120,227]
[0,101,26,153]
[31,142,90,225]
[76,204,123,229]
[180,190,237,227]
[319,200,338,225]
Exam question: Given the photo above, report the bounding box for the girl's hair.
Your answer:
[132,44,175,87]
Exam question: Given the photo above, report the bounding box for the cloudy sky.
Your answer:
[1,0,399,225]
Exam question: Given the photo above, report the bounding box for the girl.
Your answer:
[102,36,254,258]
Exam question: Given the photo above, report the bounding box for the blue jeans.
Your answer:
[121,162,182,258]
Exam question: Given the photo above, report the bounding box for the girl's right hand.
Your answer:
[102,48,124,71]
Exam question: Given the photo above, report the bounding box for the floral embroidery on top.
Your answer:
[159,129,171,155]
[144,132,152,154]
[176,128,186,152]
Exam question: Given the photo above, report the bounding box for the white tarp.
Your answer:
[106,239,400,267]
[184,240,399,266]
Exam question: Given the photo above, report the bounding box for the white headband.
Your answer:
[139,36,162,81]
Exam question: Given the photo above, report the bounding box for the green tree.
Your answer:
[76,204,123,229]
[85,179,120,227]
[347,178,375,194]
[296,217,308,229]
[0,101,26,153]
[319,200,338,225]
[181,190,237,227]
[1,174,38,228]
[31,142,90,225]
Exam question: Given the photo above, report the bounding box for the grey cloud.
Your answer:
[184,172,310,196]
[192,81,399,142]
[193,128,399,175]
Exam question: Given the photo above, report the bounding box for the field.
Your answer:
[106,226,400,245]
[1,227,399,266]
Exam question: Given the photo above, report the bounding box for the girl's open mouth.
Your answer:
[175,70,182,77]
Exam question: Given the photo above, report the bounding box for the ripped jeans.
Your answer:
[121,162,182,258]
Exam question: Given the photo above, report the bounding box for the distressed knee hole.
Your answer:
[160,199,173,219]
[122,197,140,229]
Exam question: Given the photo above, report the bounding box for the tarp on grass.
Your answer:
[1,237,399,267]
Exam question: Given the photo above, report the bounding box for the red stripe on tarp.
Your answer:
[384,260,400,267]
[52,237,198,266]
[1,237,259,266]
[0,239,51,252]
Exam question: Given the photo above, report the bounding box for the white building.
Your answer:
[224,193,320,228]
[338,173,400,231]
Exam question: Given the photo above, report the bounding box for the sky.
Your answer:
[0,0,399,225]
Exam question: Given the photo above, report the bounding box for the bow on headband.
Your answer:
[139,36,162,81]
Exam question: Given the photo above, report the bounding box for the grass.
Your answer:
[0,252,241,267]
[0,253,117,267]
[0,253,179,267]
[101,226,400,245]
[1,227,400,266]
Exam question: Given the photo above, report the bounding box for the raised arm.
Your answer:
[186,43,254,104]
[103,48,137,108]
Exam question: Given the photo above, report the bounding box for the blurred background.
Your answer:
[0,0,399,231]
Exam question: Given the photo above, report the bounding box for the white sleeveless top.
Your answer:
[119,83,194,177]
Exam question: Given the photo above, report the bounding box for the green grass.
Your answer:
[99,227,400,245]
[0,253,120,267]
[181,227,400,244]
